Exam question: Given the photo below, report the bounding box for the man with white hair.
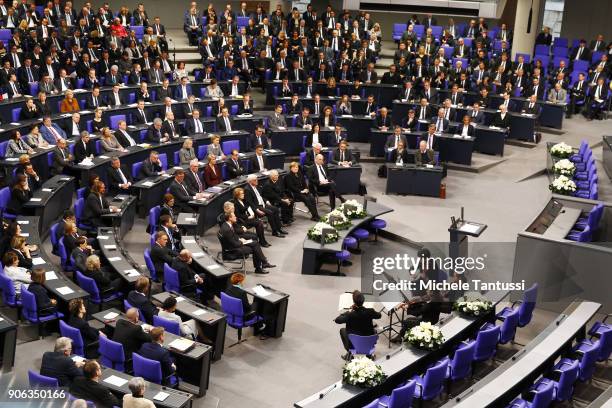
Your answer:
[146,118,168,143]
[307,153,345,209]
[244,174,286,237]
[105,65,122,85]
[40,337,84,386]
[123,377,155,407]
[491,104,511,128]
[262,170,294,225]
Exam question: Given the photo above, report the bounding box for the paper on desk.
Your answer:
[192,252,204,258]
[30,197,42,202]
[42,188,53,192]
[193,309,206,316]
[99,155,110,159]
[0,317,4,321]
[183,239,196,244]
[207,264,220,270]
[103,375,128,387]
[185,217,196,222]
[153,391,170,401]
[124,269,139,277]
[459,223,480,234]
[72,355,85,363]
[338,292,376,310]
[32,257,46,265]
[252,285,271,297]
[97,235,109,240]
[4,157,18,161]
[107,256,121,262]
[104,244,117,249]
[56,286,74,295]
[168,338,194,352]
[45,271,58,280]
[103,311,119,319]
[20,232,29,237]
[17,220,29,224]
[175,296,184,302]
[141,181,154,187]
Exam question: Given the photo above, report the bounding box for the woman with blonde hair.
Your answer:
[60,90,80,113]
[179,137,197,164]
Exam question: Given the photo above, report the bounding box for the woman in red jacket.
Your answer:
[203,154,222,186]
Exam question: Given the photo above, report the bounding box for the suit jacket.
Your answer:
[468,110,485,124]
[184,169,205,193]
[105,92,125,107]
[40,351,83,386]
[73,140,94,163]
[69,377,120,408]
[216,116,235,132]
[126,291,158,325]
[249,154,270,173]
[138,342,175,380]
[83,193,110,225]
[184,118,205,135]
[161,120,181,139]
[112,317,152,356]
[203,164,222,186]
[261,179,287,205]
[268,113,287,129]
[68,315,99,346]
[224,284,253,315]
[522,102,540,115]
[491,112,511,128]
[334,306,381,336]
[457,124,476,137]
[219,221,249,254]
[331,148,354,165]
[115,129,137,148]
[307,163,332,187]
[146,125,163,143]
[106,165,132,195]
[41,124,67,144]
[249,134,270,149]
[547,88,567,103]
[226,158,245,178]
[385,134,408,149]
[51,146,72,175]
[85,93,103,109]
[168,180,195,211]
[376,114,392,128]
[132,109,150,125]
[415,105,432,121]
[390,148,411,163]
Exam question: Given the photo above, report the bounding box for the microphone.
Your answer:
[319,383,337,399]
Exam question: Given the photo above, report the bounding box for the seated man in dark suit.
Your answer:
[521,94,540,115]
[51,138,74,176]
[224,272,266,335]
[385,126,408,152]
[375,107,392,130]
[226,149,246,178]
[457,115,476,137]
[220,212,274,275]
[261,170,294,225]
[112,307,152,358]
[184,160,206,194]
[146,118,169,144]
[216,107,235,132]
[415,140,435,165]
[168,170,198,212]
[334,290,382,360]
[249,145,270,173]
[468,102,485,124]
[106,157,132,196]
[73,131,95,163]
[184,109,207,135]
[127,276,160,324]
[138,151,164,179]
[331,140,354,166]
[171,249,213,304]
[69,360,120,408]
[249,126,270,150]
[40,336,84,386]
[150,231,178,280]
[138,327,176,384]
[490,104,511,128]
[307,153,346,210]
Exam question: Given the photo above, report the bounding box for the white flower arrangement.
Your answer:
[307,222,339,243]
[342,356,387,388]
[453,298,493,316]
[550,142,574,158]
[339,199,367,219]
[404,321,445,350]
[321,209,352,229]
[553,159,576,177]
[549,175,577,195]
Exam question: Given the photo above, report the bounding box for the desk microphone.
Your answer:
[511,348,527,361]
[319,383,337,399]
[386,346,403,360]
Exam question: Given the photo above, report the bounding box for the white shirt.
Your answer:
[316,164,327,183]
[252,185,264,206]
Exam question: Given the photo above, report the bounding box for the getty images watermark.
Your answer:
[361,242,525,301]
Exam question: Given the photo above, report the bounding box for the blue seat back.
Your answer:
[77,187,87,200]
[163,263,180,293]
[0,273,19,307]
[532,380,554,407]
[474,325,500,361]
[578,342,599,381]
[450,341,476,380]
[222,140,240,155]
[149,206,161,231]
[348,334,378,355]
[143,248,157,281]
[28,370,59,387]
[132,352,163,384]
[132,162,143,179]
[0,141,8,157]
[153,315,181,335]
[99,335,126,372]
[123,299,146,322]
[158,153,168,170]
[518,283,538,327]
[220,292,245,326]
[499,308,519,344]
[421,359,448,400]
[388,380,415,408]
[75,270,101,304]
[59,320,85,357]
[556,359,579,400]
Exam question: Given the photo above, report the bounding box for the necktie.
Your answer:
[194,171,202,191]
[169,121,174,135]
[437,118,442,130]
[124,131,135,146]
[258,155,264,170]
[225,117,231,131]
[195,120,202,133]
[27,67,33,82]
[181,182,189,197]
[340,151,344,161]
[395,136,399,148]
[318,164,326,179]
[118,168,127,184]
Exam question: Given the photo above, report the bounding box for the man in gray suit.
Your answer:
[268,104,287,130]
[547,82,567,104]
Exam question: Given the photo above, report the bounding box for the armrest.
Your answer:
[603,314,611,324]
[379,402,388,408]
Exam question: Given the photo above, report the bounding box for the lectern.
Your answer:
[448,208,487,261]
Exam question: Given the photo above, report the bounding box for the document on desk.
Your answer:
[153,391,170,401]
[192,252,204,258]
[104,244,117,250]
[45,271,58,280]
[183,239,196,244]
[141,181,154,187]
[32,257,46,265]
[97,235,109,240]
[42,188,53,192]
[168,338,194,352]
[253,285,272,297]
[338,292,376,310]
[16,220,29,225]
[124,269,140,277]
[459,223,481,234]
[185,217,197,222]
[104,375,128,387]
[193,309,207,316]
[175,296,185,302]
[107,256,121,262]
[72,355,85,363]
[56,286,74,295]
[30,198,42,202]
[206,264,220,270]
[103,311,119,320]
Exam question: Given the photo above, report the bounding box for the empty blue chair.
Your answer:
[411,359,448,403]
[473,325,500,362]
[75,270,122,311]
[573,204,604,231]
[335,249,351,275]
[0,141,8,157]
[441,341,476,383]
[163,263,181,293]
[531,359,579,402]
[197,144,207,160]
[554,37,568,48]
[74,198,94,232]
[58,237,74,271]
[553,47,568,58]
[158,153,168,170]
[0,187,16,219]
[574,184,598,201]
[59,320,85,357]
[132,162,143,180]
[123,299,146,322]
[99,335,126,372]
[484,307,519,345]
[369,219,387,242]
[28,370,59,387]
[220,292,263,346]
[49,223,60,255]
[153,315,181,336]
[553,341,599,383]
[21,285,64,337]
[143,248,158,281]
[576,324,611,362]
[348,334,378,358]
[76,187,87,200]
[148,206,161,233]
[132,25,144,40]
[534,44,549,56]
[497,283,538,327]
[352,228,370,252]
[0,272,21,310]
[507,378,554,408]
[132,352,177,386]
[222,140,240,155]
[566,224,592,242]
[12,108,22,122]
[378,380,416,408]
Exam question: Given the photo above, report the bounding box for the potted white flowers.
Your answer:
[404,322,445,350]
[453,298,493,317]
[552,159,576,177]
[549,175,577,195]
[307,222,339,243]
[339,199,367,219]
[550,142,574,159]
[342,356,387,388]
[321,209,352,229]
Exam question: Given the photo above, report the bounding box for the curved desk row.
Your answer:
[386,163,444,197]
[444,300,602,407]
[16,216,89,307]
[97,227,145,285]
[22,175,75,239]
[92,308,212,397]
[301,201,393,275]
[295,290,509,408]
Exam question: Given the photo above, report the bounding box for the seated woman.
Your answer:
[27,125,50,148]
[60,90,80,113]
[63,221,81,255]
[319,106,336,128]
[306,123,322,147]
[158,296,200,340]
[203,154,222,186]
[0,222,37,255]
[231,187,269,246]
[7,174,33,215]
[20,98,40,120]
[284,161,319,220]
[325,77,338,97]
[83,254,122,293]
[91,108,106,133]
[6,131,34,157]
[2,252,31,298]
[28,268,57,316]
[206,79,224,98]
[123,377,155,408]
[9,235,33,269]
[179,137,197,165]
[68,298,106,358]
[83,181,117,228]
[100,127,127,153]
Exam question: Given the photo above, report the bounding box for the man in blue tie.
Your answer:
[157,214,182,252]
